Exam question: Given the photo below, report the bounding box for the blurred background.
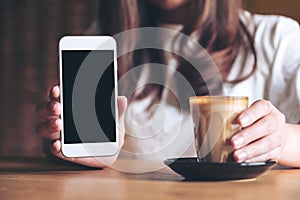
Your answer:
[0,0,299,157]
[0,0,98,156]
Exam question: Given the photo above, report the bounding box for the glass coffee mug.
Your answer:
[189,96,248,163]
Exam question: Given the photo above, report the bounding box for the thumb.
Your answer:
[117,96,128,118]
[117,96,127,147]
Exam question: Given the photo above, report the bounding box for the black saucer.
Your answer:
[164,158,277,181]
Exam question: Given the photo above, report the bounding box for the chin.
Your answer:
[150,0,190,10]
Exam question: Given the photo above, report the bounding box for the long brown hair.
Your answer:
[98,0,257,106]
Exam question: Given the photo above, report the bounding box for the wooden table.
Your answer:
[1,157,300,200]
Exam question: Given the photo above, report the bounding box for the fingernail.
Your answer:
[239,114,250,126]
[236,151,247,162]
[53,86,59,94]
[50,102,57,112]
[232,136,245,148]
[52,140,60,153]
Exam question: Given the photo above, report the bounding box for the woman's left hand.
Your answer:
[231,99,287,163]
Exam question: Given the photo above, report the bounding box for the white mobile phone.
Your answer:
[59,36,119,157]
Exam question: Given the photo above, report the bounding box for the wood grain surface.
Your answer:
[1,157,300,200]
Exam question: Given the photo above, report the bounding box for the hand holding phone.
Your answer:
[36,85,127,167]
[36,36,127,167]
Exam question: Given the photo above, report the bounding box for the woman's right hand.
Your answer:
[36,85,127,168]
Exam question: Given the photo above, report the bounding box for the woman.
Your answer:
[36,0,300,168]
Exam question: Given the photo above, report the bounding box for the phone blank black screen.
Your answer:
[62,50,116,144]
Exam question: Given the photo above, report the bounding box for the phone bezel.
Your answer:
[59,36,119,157]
